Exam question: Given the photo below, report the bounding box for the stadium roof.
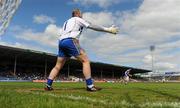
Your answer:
[0,44,150,74]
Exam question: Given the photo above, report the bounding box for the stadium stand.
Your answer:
[0,45,150,81]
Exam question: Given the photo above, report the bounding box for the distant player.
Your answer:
[44,9,118,92]
[162,76,166,83]
[123,69,132,84]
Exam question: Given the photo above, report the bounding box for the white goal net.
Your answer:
[0,0,21,36]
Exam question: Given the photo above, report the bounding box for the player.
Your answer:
[44,9,118,92]
[162,76,166,83]
[123,69,132,84]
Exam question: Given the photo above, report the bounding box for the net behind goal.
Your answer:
[0,0,21,36]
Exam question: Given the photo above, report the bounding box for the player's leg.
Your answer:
[124,76,129,85]
[125,80,127,85]
[49,57,67,79]
[76,49,91,80]
[76,49,101,91]
[45,57,67,90]
[122,77,125,84]
[127,76,129,84]
[61,38,101,91]
[45,57,67,91]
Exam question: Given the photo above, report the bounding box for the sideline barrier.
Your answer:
[33,80,47,82]
[0,80,32,82]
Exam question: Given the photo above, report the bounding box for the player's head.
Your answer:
[72,8,82,18]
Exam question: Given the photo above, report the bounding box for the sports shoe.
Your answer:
[86,86,102,92]
[44,84,53,91]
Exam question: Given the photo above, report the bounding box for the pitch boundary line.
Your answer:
[30,91,180,108]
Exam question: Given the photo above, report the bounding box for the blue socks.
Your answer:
[86,78,94,88]
[47,79,53,86]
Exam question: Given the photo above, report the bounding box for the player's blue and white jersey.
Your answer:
[124,69,131,77]
[59,17,90,40]
[124,72,129,77]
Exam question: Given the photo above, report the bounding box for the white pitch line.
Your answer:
[31,92,180,108]
[32,92,107,105]
[140,102,180,108]
[32,92,134,107]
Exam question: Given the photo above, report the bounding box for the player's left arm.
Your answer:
[77,17,119,34]
[88,24,119,34]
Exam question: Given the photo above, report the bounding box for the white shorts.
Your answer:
[124,76,129,82]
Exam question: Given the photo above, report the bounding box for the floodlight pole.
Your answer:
[44,58,47,79]
[68,64,70,78]
[112,68,114,78]
[13,55,17,76]
[150,45,155,73]
[100,68,103,79]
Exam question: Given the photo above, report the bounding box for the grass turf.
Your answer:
[0,82,180,108]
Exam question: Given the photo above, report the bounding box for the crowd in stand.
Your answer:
[0,69,123,82]
[16,72,44,80]
[0,69,44,80]
[0,68,136,82]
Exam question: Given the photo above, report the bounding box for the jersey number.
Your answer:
[64,21,67,30]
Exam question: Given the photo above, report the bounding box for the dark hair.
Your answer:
[72,8,81,17]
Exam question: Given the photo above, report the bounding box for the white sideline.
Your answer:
[32,92,107,105]
[31,92,180,107]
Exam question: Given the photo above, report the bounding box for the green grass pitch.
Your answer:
[0,82,180,108]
